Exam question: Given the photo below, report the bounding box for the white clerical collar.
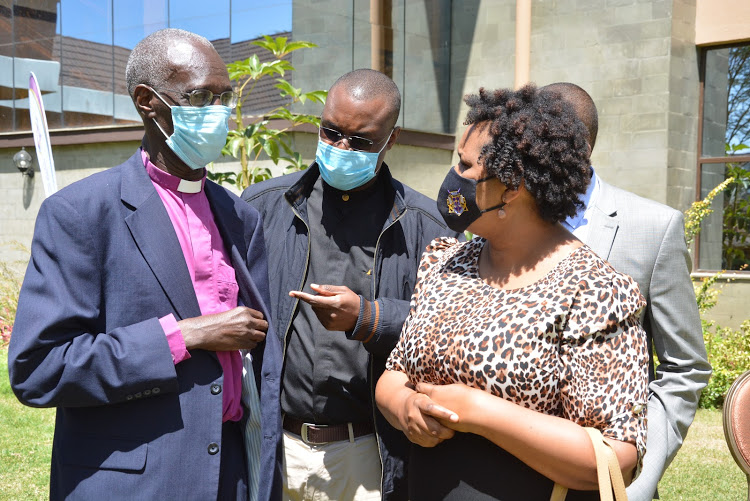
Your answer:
[177,178,203,194]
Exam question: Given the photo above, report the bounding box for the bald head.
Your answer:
[125,28,219,98]
[542,82,598,151]
[329,69,401,128]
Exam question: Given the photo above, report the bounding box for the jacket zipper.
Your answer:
[282,202,312,360]
[370,207,407,498]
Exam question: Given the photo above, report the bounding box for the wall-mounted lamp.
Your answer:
[13,147,34,177]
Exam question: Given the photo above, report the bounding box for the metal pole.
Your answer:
[371,0,384,73]
[514,0,531,89]
[370,0,392,76]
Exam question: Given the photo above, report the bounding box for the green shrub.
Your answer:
[699,320,750,408]
[685,176,750,409]
[0,261,22,345]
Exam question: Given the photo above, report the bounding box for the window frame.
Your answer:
[695,42,750,273]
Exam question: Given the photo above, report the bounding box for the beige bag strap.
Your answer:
[549,427,628,501]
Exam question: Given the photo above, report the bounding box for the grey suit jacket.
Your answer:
[583,179,711,501]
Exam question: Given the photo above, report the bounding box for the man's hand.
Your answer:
[179,306,268,351]
[289,284,361,332]
[399,387,459,448]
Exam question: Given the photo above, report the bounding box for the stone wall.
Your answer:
[0,134,452,263]
[450,0,699,210]
[0,141,139,262]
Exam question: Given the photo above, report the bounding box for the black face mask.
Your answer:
[437,166,506,233]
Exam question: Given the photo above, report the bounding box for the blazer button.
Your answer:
[211,384,222,395]
[208,443,220,455]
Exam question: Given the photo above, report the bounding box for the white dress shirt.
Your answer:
[562,167,600,242]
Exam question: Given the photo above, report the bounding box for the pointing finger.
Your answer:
[310,284,346,296]
[289,290,319,305]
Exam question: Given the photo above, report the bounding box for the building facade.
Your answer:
[1,0,749,325]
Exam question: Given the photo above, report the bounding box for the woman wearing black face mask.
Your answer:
[375,85,649,500]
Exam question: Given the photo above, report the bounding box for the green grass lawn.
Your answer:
[0,345,55,500]
[658,407,746,500]
[0,344,746,500]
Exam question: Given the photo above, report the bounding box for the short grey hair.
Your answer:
[125,28,215,97]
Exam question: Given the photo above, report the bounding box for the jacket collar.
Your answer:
[284,162,407,225]
[120,149,202,320]
[586,176,619,260]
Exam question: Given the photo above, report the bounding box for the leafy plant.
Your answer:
[209,35,327,190]
[700,320,750,408]
[0,262,24,346]
[680,180,750,408]
[684,176,734,246]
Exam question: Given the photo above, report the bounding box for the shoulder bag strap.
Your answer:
[550,428,628,501]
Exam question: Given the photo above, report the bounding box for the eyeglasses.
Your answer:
[319,126,391,152]
[153,87,239,108]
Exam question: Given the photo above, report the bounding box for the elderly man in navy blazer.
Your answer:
[8,29,282,501]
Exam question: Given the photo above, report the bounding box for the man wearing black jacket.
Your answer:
[242,69,458,501]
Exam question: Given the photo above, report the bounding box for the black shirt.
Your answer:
[281,173,393,424]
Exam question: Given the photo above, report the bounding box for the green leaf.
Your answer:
[249,165,273,184]
[252,35,317,57]
[301,90,328,104]
[279,139,294,157]
[225,136,243,159]
[262,137,281,162]
[726,142,750,154]
[267,108,295,122]
[276,79,301,99]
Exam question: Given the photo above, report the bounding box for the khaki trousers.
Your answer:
[282,430,382,501]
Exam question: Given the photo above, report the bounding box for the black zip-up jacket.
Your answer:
[242,163,459,500]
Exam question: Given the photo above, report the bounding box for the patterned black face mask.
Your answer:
[437,166,506,233]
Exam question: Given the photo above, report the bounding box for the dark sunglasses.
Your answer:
[153,87,239,108]
[319,126,390,152]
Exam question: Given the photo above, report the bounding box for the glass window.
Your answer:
[59,0,116,127]
[697,43,750,272]
[230,0,291,44]
[0,1,329,134]
[112,0,167,124]
[291,0,453,134]
[0,0,62,132]
[392,0,451,133]
[0,0,11,131]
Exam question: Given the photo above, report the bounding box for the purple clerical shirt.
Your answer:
[143,149,243,422]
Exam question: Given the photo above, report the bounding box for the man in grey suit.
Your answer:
[541,82,711,500]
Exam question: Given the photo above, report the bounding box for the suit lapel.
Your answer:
[205,181,247,259]
[205,182,267,388]
[205,181,249,303]
[121,152,202,320]
[587,180,620,260]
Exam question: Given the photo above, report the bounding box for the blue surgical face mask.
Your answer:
[152,90,231,170]
[315,131,393,191]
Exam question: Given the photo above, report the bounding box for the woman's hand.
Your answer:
[400,388,459,447]
[376,371,458,447]
[415,381,485,433]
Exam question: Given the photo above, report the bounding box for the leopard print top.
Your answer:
[386,237,649,464]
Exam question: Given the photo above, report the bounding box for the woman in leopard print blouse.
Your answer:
[375,85,648,500]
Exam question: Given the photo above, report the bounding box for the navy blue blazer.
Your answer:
[8,150,282,501]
